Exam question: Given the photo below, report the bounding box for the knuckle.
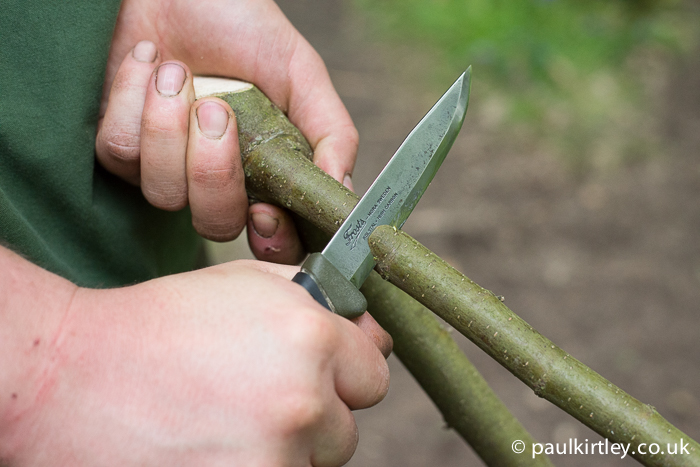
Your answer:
[141,115,188,142]
[277,393,325,433]
[286,312,338,356]
[104,140,140,164]
[190,165,238,189]
[141,122,178,141]
[344,124,360,150]
[337,124,360,164]
[141,184,188,211]
[99,130,141,164]
[111,70,149,95]
[193,217,245,242]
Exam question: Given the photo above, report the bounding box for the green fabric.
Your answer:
[0,0,202,287]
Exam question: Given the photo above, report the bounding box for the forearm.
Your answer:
[0,246,78,455]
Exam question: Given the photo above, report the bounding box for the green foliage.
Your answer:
[357,0,691,82]
[354,0,698,172]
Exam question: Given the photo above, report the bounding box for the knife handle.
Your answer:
[292,271,333,311]
[292,253,367,320]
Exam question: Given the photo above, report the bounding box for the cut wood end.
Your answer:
[193,76,254,99]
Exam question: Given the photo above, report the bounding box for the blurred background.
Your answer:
[207,1,700,465]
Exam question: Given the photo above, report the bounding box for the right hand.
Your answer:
[5,261,390,467]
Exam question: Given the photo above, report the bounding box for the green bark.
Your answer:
[362,271,551,466]
[369,225,700,467]
[199,82,550,466]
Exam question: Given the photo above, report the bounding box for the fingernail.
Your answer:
[155,63,186,96]
[251,213,279,239]
[132,40,157,63]
[343,173,354,192]
[197,102,229,138]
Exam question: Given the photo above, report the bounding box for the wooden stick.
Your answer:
[362,271,552,466]
[369,225,700,467]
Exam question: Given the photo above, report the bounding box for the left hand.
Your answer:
[96,0,359,264]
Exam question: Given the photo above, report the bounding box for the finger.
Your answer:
[332,318,390,410]
[247,203,305,265]
[295,106,358,191]
[285,52,358,188]
[186,98,247,241]
[310,399,358,467]
[351,312,393,359]
[96,40,160,184]
[140,60,194,210]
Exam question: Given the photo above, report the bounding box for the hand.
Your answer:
[95,0,359,264]
[5,260,390,467]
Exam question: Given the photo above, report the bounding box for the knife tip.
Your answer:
[458,66,472,110]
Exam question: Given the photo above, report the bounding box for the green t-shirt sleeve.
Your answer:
[0,0,202,287]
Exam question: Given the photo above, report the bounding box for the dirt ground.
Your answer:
[209,1,700,465]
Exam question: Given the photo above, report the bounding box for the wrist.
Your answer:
[0,247,79,459]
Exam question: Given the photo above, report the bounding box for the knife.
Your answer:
[292,67,471,319]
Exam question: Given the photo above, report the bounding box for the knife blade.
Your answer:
[293,67,471,318]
